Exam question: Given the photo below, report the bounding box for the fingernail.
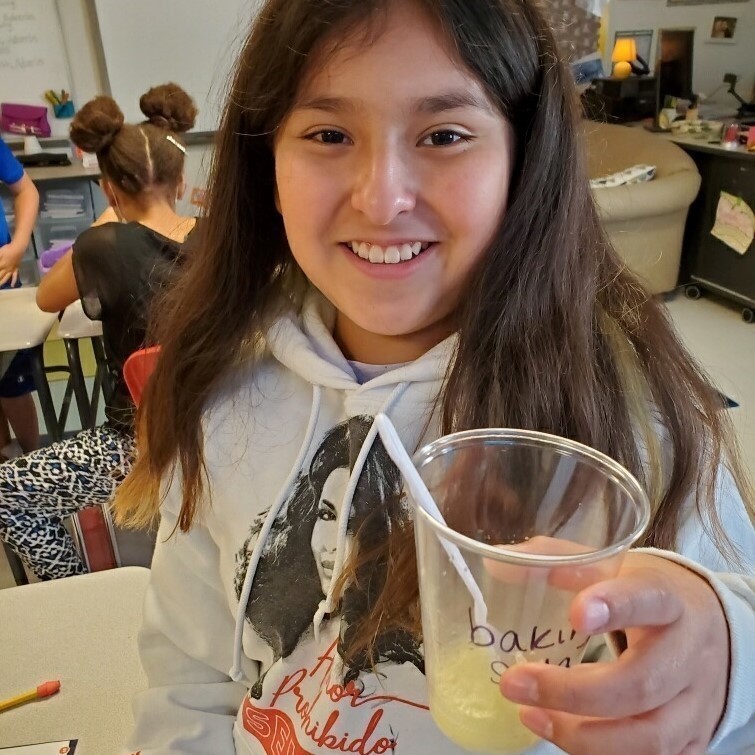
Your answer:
[501,672,539,703]
[520,706,553,739]
[582,598,610,632]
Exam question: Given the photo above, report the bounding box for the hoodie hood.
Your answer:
[230,289,454,682]
[266,288,456,392]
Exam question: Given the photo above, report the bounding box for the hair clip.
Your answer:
[166,134,186,153]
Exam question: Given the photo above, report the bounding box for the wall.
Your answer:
[57,0,103,107]
[605,0,754,111]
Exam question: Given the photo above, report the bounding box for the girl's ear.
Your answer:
[176,174,188,201]
[100,179,116,207]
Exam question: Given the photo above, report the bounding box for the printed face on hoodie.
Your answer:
[275,1,515,364]
[310,466,350,594]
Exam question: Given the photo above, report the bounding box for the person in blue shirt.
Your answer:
[0,137,40,459]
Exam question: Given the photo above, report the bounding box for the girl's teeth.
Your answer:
[385,246,401,264]
[349,241,430,264]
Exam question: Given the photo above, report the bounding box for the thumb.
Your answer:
[570,568,684,634]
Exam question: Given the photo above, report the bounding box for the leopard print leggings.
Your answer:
[0,426,134,580]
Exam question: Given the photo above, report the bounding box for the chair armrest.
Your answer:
[592,170,702,223]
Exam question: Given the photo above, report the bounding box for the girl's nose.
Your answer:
[351,145,416,225]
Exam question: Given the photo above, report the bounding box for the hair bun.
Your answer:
[139,83,198,133]
[69,96,124,153]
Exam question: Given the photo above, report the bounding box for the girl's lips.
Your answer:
[340,242,435,278]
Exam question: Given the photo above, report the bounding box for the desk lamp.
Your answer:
[725,79,755,118]
[612,39,636,80]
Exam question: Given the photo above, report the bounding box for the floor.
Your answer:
[1,292,753,589]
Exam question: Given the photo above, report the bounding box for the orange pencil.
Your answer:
[0,680,60,713]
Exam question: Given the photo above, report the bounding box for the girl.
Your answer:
[0,83,198,580]
[117,1,754,753]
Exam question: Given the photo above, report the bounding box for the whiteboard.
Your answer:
[0,0,73,115]
[92,0,262,133]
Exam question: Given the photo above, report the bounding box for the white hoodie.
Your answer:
[126,291,755,755]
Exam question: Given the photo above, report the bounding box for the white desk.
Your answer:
[661,130,755,161]
[0,567,149,754]
[0,287,60,444]
[58,300,103,341]
[25,163,101,184]
[0,287,57,353]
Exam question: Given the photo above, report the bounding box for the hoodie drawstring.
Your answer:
[312,382,410,640]
[229,385,323,682]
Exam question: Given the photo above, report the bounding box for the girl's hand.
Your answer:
[500,552,730,755]
[0,241,23,287]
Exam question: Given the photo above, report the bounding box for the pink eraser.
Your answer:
[36,680,61,698]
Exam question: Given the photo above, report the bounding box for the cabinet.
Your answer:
[677,143,755,320]
[583,76,658,124]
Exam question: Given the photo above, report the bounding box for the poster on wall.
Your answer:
[707,16,738,42]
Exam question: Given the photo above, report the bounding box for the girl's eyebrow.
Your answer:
[320,499,337,513]
[417,91,494,115]
[294,89,493,116]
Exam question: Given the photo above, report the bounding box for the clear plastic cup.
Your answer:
[411,429,651,754]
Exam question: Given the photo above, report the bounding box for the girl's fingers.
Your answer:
[518,686,710,755]
[502,626,691,718]
[568,567,685,635]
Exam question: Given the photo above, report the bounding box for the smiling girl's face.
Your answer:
[274,1,515,365]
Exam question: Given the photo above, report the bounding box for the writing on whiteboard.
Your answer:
[0,4,47,74]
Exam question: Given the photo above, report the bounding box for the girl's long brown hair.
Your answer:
[115,0,752,665]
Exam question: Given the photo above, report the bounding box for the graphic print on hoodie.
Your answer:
[233,415,428,755]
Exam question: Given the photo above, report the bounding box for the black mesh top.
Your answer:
[71,221,196,432]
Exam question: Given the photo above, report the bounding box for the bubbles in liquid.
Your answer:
[430,644,540,754]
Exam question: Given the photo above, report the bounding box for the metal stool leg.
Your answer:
[64,337,94,430]
[3,542,29,585]
[91,337,113,408]
[28,344,61,443]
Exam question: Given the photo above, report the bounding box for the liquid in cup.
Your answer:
[410,430,650,754]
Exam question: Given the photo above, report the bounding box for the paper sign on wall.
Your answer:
[711,191,754,255]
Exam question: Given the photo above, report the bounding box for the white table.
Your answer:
[0,287,60,442]
[0,287,57,380]
[0,288,58,353]
[58,300,103,341]
[0,567,149,754]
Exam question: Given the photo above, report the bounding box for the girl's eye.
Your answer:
[317,503,337,521]
[422,130,470,147]
[307,130,350,145]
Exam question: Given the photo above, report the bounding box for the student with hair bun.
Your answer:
[0,83,199,581]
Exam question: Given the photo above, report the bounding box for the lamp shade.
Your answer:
[612,38,637,63]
